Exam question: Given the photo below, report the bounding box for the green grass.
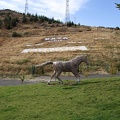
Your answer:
[0,77,120,120]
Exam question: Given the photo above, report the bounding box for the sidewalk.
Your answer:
[0,72,119,86]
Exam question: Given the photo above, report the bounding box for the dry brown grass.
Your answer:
[0,25,120,77]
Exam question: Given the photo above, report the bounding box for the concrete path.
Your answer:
[0,73,120,86]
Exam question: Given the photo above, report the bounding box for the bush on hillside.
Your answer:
[12,32,22,37]
[0,19,3,28]
[115,26,120,30]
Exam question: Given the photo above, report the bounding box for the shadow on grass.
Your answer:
[46,81,80,90]
[79,77,120,86]
[62,77,120,90]
[46,77,120,88]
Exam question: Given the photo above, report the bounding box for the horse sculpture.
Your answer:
[35,55,89,84]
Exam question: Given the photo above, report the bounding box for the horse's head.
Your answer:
[71,55,89,66]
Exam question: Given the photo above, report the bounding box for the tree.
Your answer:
[29,14,34,22]
[3,15,18,29]
[0,19,3,28]
[4,16,12,29]
[15,17,19,23]
[12,32,22,37]
[22,14,27,23]
[34,13,39,22]
[115,3,120,10]
[67,21,74,27]
[11,18,17,27]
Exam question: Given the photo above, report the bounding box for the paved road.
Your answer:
[0,78,39,86]
[0,73,120,86]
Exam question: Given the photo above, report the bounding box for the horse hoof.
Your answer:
[58,82,63,84]
[47,82,50,85]
[60,82,63,85]
[75,81,80,84]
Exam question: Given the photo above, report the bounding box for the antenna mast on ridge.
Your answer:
[25,0,28,14]
[65,0,70,24]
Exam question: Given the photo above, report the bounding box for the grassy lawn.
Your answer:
[0,77,120,120]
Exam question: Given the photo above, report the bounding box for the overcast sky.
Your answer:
[0,0,120,27]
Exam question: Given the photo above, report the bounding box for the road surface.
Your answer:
[0,73,120,86]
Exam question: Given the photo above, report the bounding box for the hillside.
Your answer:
[0,9,63,30]
[0,9,120,77]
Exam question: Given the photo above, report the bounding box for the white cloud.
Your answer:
[0,1,18,10]
[0,0,89,21]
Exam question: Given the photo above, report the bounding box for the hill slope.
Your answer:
[0,9,120,76]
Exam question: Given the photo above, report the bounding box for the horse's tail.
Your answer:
[35,61,53,68]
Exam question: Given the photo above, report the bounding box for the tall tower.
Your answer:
[65,0,70,24]
[25,0,28,14]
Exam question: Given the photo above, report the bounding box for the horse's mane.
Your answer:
[70,55,83,62]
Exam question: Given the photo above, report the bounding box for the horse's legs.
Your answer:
[72,71,80,83]
[55,71,63,84]
[47,71,56,84]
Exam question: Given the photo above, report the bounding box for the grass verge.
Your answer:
[0,77,120,120]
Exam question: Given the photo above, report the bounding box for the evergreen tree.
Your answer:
[48,19,52,24]
[115,3,120,10]
[51,17,54,23]
[39,15,45,23]
[15,17,19,23]
[29,15,34,22]
[29,14,34,22]
[22,14,27,23]
[11,18,17,27]
[4,16,12,29]
[67,21,74,27]
[27,13,31,17]
[0,19,3,28]
[34,13,38,22]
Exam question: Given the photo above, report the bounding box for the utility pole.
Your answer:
[25,0,28,14]
[65,0,70,25]
[74,17,76,25]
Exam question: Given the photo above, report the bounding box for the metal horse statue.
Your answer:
[35,55,89,84]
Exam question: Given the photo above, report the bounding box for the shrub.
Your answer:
[16,59,30,65]
[11,18,17,27]
[115,26,120,30]
[117,62,120,71]
[12,32,22,37]
[67,21,74,27]
[0,19,3,28]
[35,67,45,75]
[4,16,12,29]
[22,14,27,23]
[107,62,118,76]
